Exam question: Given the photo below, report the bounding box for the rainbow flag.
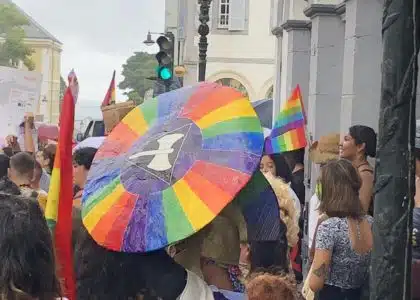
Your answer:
[101,70,116,107]
[265,85,307,154]
[45,70,78,300]
[270,85,306,137]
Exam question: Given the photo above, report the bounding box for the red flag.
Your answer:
[101,70,116,107]
[45,70,78,299]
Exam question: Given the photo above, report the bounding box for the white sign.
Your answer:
[0,67,42,148]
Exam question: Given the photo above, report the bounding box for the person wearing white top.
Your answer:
[178,270,215,300]
[308,193,320,249]
[307,133,340,253]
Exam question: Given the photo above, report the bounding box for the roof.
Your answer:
[0,0,61,44]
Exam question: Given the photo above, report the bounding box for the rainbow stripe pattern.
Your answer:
[81,82,264,253]
[265,85,307,154]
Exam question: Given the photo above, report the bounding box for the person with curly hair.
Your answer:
[264,173,299,249]
[246,273,304,300]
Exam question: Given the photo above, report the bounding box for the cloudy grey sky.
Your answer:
[13,0,165,118]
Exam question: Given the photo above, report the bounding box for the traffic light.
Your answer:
[156,35,174,81]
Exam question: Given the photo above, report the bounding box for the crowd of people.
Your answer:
[0,112,419,300]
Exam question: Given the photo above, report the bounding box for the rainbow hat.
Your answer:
[81,82,264,253]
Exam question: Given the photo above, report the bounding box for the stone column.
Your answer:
[272,26,283,123]
[278,20,311,112]
[302,3,345,271]
[304,4,344,141]
[340,0,383,134]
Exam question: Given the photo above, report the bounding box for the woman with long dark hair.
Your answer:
[340,125,376,214]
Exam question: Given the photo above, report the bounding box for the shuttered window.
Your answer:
[218,0,230,28]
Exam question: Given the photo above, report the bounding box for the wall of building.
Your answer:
[176,0,276,102]
[26,39,62,125]
[206,62,275,100]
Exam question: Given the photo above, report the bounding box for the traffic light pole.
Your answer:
[198,0,212,82]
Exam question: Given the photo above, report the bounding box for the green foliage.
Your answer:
[126,90,143,106]
[119,51,157,102]
[0,4,34,70]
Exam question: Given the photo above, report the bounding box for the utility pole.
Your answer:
[198,0,212,82]
[370,1,419,299]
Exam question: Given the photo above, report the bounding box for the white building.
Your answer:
[165,0,280,102]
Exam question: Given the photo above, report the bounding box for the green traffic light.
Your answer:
[159,67,172,80]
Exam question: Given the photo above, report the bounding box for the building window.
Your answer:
[215,78,248,98]
[218,0,230,28]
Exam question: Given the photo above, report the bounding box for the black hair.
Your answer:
[75,222,187,300]
[2,147,14,158]
[32,160,43,182]
[266,153,293,183]
[10,152,35,180]
[0,154,10,179]
[349,125,377,158]
[0,194,61,299]
[249,240,289,275]
[73,147,98,170]
[42,144,56,174]
[283,149,305,171]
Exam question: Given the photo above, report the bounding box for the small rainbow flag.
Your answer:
[45,70,78,300]
[265,85,307,154]
[270,85,306,137]
[101,70,116,107]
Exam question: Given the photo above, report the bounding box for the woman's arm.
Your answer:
[309,248,332,292]
[359,171,374,213]
[308,219,334,292]
[309,213,329,262]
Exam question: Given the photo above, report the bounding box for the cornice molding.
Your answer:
[304,4,337,18]
[281,20,311,32]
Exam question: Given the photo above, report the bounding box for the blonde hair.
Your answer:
[263,173,299,247]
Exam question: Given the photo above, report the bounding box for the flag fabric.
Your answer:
[101,70,116,107]
[45,70,78,300]
[265,85,307,154]
[270,85,306,138]
[264,126,307,154]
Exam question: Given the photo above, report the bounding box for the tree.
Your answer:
[0,4,34,70]
[126,90,143,106]
[119,52,157,102]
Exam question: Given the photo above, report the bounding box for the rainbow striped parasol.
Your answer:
[235,170,286,241]
[81,83,264,253]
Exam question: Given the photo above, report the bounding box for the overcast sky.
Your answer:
[13,0,164,111]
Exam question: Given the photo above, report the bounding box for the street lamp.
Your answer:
[198,0,212,82]
[143,32,155,46]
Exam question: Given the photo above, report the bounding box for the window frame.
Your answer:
[218,0,230,29]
